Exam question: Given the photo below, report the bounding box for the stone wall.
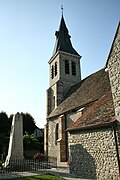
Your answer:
[68,127,119,180]
[66,109,83,127]
[49,52,81,87]
[60,52,81,83]
[107,23,120,121]
[48,118,58,158]
[47,115,67,162]
[44,123,48,156]
[47,51,81,114]
[49,53,60,87]
[47,109,84,162]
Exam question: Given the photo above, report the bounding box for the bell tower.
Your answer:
[47,15,81,116]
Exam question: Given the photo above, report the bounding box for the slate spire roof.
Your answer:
[52,15,80,56]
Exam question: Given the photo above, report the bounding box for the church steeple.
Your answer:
[53,15,80,57]
[47,15,81,116]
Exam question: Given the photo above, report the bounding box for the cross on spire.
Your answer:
[61,4,63,15]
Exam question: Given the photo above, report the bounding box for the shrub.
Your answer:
[23,133,40,150]
[33,153,45,161]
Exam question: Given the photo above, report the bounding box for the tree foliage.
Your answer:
[21,112,36,134]
[23,133,40,150]
[0,111,43,157]
[0,112,10,135]
[0,112,36,135]
[0,112,11,155]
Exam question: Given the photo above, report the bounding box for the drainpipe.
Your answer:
[112,124,120,177]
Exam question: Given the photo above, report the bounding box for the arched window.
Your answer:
[51,65,54,79]
[55,62,57,76]
[65,60,69,74]
[52,96,55,110]
[72,61,76,75]
[55,123,59,145]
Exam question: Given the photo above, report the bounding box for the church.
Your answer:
[44,14,120,179]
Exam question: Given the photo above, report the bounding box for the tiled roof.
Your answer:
[48,68,111,118]
[67,91,115,131]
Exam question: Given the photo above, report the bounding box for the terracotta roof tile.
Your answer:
[48,68,111,118]
[67,91,115,131]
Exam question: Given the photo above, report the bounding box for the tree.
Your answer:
[0,112,10,134]
[0,112,39,159]
[23,133,40,150]
[0,112,11,158]
[21,113,36,134]
[9,114,14,124]
[0,112,36,135]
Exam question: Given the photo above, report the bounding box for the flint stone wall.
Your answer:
[107,24,120,121]
[68,127,119,180]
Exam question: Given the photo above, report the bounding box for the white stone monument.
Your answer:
[3,113,24,167]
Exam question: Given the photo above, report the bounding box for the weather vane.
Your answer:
[61,4,63,15]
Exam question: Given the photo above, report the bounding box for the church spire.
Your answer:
[52,15,80,56]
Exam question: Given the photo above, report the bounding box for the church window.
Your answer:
[65,60,69,74]
[55,62,57,76]
[55,123,59,145]
[72,61,76,75]
[52,96,55,110]
[51,65,54,79]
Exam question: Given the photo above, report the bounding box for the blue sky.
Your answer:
[0,0,119,128]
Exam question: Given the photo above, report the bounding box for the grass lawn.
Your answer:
[9,174,65,180]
